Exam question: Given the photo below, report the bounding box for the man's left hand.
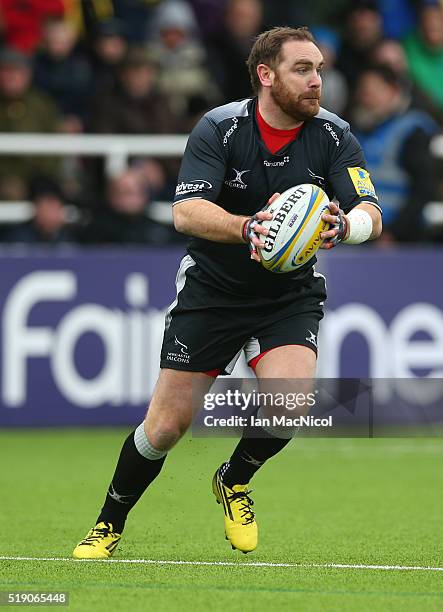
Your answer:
[246,192,279,262]
[320,202,349,249]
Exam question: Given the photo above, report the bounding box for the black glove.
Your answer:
[242,214,262,255]
[328,207,349,247]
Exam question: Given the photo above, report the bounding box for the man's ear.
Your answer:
[257,64,273,88]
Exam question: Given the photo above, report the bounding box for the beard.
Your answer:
[270,73,320,122]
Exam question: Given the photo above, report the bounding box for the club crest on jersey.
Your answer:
[167,335,190,364]
[224,168,250,190]
[347,167,378,199]
[308,168,325,186]
[174,335,188,355]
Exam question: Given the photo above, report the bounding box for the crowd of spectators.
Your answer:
[0,0,441,245]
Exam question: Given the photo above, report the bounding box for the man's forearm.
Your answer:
[173,198,249,243]
[354,202,383,240]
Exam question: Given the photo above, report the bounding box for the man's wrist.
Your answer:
[343,215,350,240]
[342,209,373,244]
[241,216,253,243]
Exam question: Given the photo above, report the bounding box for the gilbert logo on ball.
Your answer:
[259,184,331,273]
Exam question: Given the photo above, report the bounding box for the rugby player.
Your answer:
[73,26,382,559]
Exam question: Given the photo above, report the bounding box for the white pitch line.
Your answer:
[0,556,442,573]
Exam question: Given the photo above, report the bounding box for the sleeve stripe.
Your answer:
[173,196,207,206]
[359,200,383,214]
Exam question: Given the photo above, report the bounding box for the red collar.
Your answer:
[256,105,303,154]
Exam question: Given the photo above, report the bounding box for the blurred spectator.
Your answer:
[0,0,64,53]
[372,37,443,122]
[80,169,179,245]
[90,18,128,91]
[261,1,311,29]
[131,157,175,201]
[372,37,410,73]
[403,4,443,113]
[188,0,228,36]
[0,48,60,200]
[311,27,348,115]
[206,0,264,102]
[337,1,384,89]
[87,47,177,206]
[89,47,175,134]
[3,177,72,243]
[377,0,417,40]
[33,17,94,130]
[113,0,160,44]
[148,0,220,128]
[63,0,114,39]
[351,65,439,243]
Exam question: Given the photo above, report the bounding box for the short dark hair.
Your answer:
[29,176,65,203]
[362,64,402,88]
[120,48,156,70]
[247,26,317,95]
[0,47,31,69]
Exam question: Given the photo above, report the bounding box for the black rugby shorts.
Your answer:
[160,255,327,374]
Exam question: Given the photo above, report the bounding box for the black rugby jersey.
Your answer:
[173,97,380,297]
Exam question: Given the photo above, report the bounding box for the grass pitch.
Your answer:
[0,429,442,611]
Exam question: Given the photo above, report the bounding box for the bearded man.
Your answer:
[73,26,382,559]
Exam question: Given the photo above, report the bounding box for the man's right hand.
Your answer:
[242,192,279,262]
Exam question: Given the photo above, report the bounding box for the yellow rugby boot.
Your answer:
[73,522,121,559]
[212,464,258,553]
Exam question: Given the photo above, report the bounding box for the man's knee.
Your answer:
[144,416,189,452]
[143,369,213,452]
[143,374,194,451]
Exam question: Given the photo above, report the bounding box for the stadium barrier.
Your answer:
[0,132,441,225]
[0,133,187,177]
[0,246,441,426]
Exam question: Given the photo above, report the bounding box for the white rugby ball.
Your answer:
[259,184,331,273]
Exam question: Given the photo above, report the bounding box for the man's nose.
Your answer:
[309,72,322,88]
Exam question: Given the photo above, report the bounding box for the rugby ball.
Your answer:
[259,184,331,273]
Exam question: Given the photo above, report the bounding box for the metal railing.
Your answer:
[0,132,441,227]
[0,133,188,176]
[430,134,443,157]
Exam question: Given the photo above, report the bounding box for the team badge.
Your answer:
[347,167,378,199]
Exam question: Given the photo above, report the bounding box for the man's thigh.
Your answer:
[145,369,214,442]
[255,344,317,378]
[253,346,317,422]
[249,291,324,419]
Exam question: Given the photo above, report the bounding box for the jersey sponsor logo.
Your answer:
[263,156,290,167]
[224,168,250,190]
[323,122,340,147]
[175,180,213,197]
[223,117,238,145]
[308,168,325,186]
[347,167,378,199]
